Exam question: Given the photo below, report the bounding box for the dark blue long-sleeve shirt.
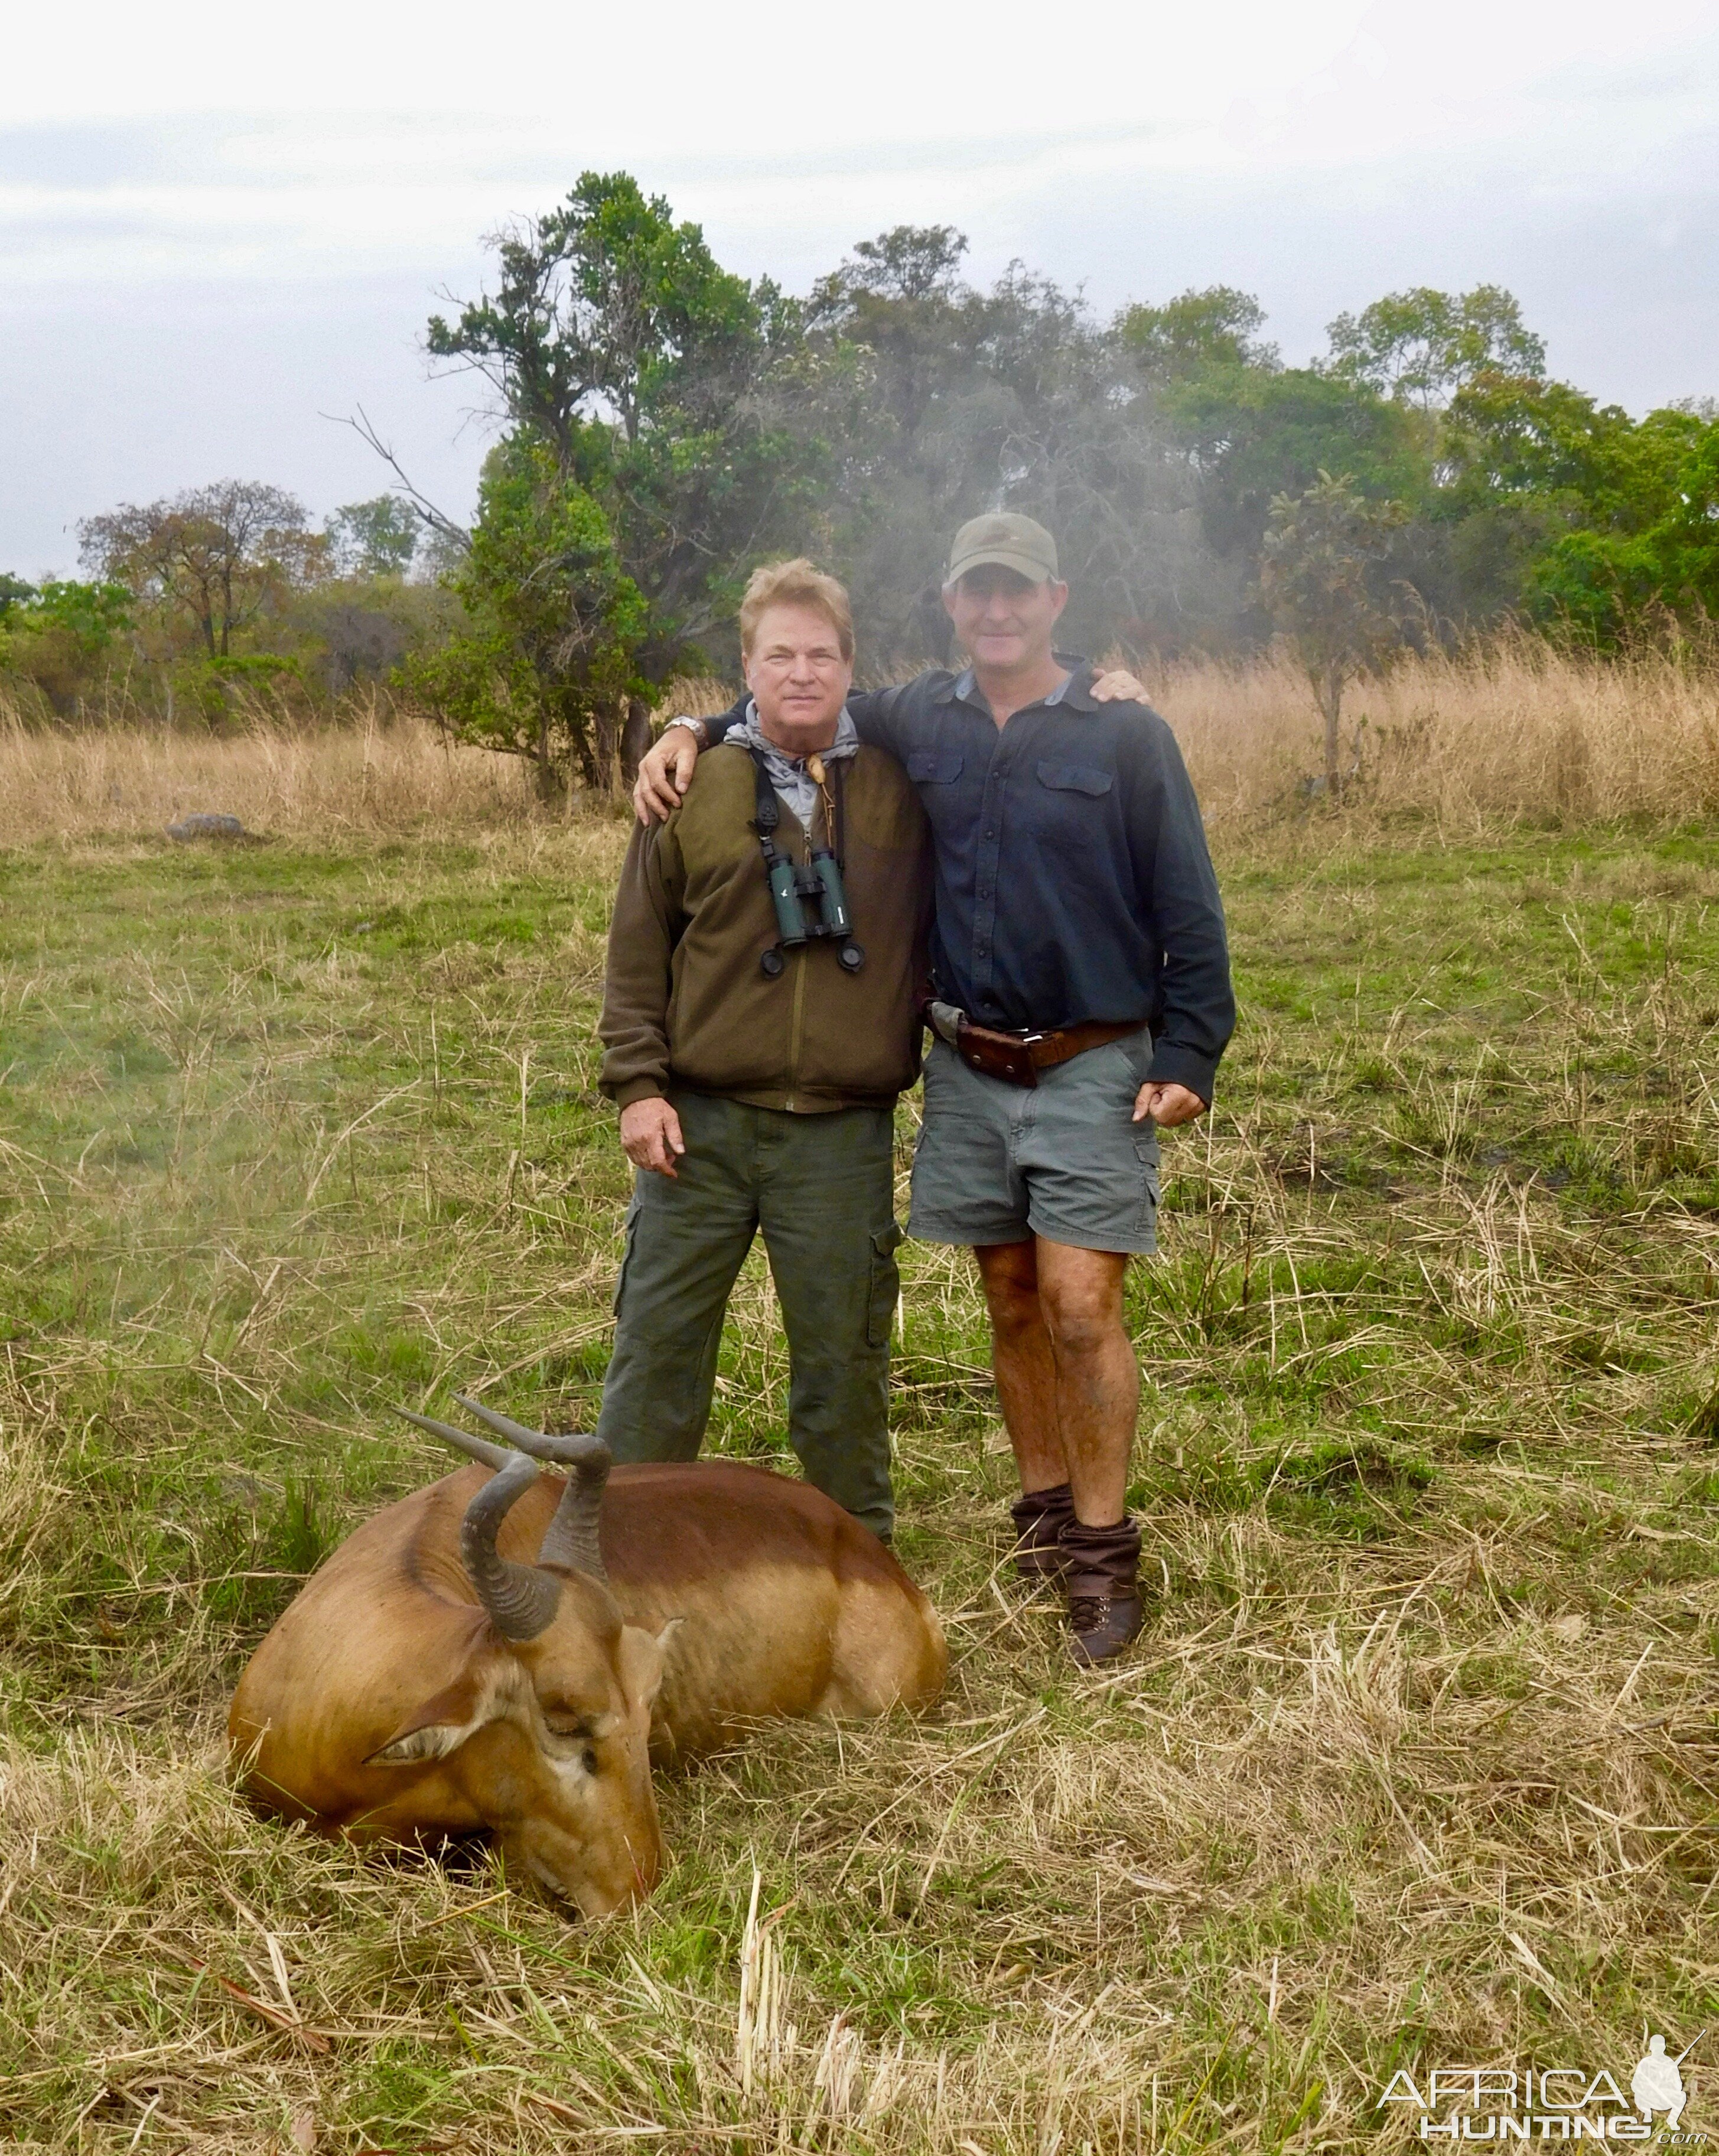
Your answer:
[707,661,1235,1103]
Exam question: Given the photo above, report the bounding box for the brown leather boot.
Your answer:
[1063,1516,1145,1666]
[1008,1482,1075,1582]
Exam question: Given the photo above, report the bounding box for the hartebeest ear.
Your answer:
[617,1620,681,1713]
[365,1669,511,1767]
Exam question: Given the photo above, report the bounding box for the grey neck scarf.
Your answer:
[732,701,860,836]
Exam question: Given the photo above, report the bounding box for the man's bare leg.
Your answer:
[975,1237,1135,1522]
[975,1238,1066,1494]
[976,1235,1144,1662]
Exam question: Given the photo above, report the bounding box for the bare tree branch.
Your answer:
[324,407,471,554]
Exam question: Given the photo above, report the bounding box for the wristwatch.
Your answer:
[663,715,709,747]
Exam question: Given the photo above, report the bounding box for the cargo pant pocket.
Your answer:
[867,1218,906,1348]
[612,1189,643,1315]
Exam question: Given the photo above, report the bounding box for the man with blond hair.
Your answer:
[596,560,931,1539]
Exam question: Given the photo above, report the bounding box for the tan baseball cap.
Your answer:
[946,511,1060,586]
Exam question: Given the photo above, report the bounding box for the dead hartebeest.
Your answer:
[229,1399,946,1915]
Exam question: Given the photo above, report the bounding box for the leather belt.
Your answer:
[932,1006,1144,1089]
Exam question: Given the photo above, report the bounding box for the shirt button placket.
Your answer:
[974,755,1005,999]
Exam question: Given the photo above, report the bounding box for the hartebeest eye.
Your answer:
[539,1707,602,1773]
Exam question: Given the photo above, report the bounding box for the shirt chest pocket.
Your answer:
[906,750,966,835]
[1036,761,1113,798]
[1030,760,1116,856]
[907,750,964,786]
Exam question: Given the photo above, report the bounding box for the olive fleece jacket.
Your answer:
[599,742,933,1114]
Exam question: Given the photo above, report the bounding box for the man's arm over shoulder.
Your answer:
[1119,707,1235,1105]
[598,815,686,1108]
[702,693,747,746]
[843,682,926,757]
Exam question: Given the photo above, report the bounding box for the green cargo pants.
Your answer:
[595,1090,902,1541]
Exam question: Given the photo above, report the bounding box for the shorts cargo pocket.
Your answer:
[867,1218,906,1348]
[1131,1133,1161,1242]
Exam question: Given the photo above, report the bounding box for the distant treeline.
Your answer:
[5,172,1715,792]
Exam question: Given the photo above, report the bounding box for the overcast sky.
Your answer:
[4,0,1717,577]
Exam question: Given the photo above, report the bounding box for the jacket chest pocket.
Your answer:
[1031,760,1114,846]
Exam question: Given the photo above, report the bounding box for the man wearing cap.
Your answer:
[634,515,1233,1662]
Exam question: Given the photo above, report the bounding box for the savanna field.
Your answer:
[3,648,1719,2152]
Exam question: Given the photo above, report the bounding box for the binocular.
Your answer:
[760,848,865,976]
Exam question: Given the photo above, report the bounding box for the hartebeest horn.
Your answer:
[452,1395,610,1583]
[396,1407,515,1471]
[457,1450,562,1641]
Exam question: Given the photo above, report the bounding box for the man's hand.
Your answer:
[1133,1081,1206,1128]
[1090,668,1148,703]
[619,1096,686,1176]
[633,725,701,824]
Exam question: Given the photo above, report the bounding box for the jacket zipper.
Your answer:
[785,944,808,1111]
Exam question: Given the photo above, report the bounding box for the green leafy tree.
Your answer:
[1164,365,1423,566]
[1432,373,1719,640]
[1259,472,1407,796]
[79,482,328,657]
[0,578,134,714]
[1441,372,1636,512]
[803,225,995,655]
[427,171,818,691]
[1117,285,1279,382]
[403,438,647,795]
[1522,415,1719,645]
[325,496,419,578]
[1326,285,1547,411]
[0,573,35,622]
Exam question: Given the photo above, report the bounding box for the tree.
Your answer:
[1163,365,1424,567]
[325,496,419,578]
[1259,472,1407,796]
[803,225,996,655]
[80,482,328,657]
[1522,415,1719,646]
[0,579,134,714]
[1117,285,1279,382]
[403,437,647,795]
[1326,286,1546,412]
[807,226,979,443]
[0,573,35,622]
[429,171,762,460]
[803,233,1238,661]
[427,172,815,685]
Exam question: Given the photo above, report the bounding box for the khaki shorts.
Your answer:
[908,1029,1160,1254]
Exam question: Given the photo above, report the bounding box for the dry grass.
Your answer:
[1,738,1718,2148]
[1138,638,1719,832]
[0,698,535,848]
[5,641,1719,851]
